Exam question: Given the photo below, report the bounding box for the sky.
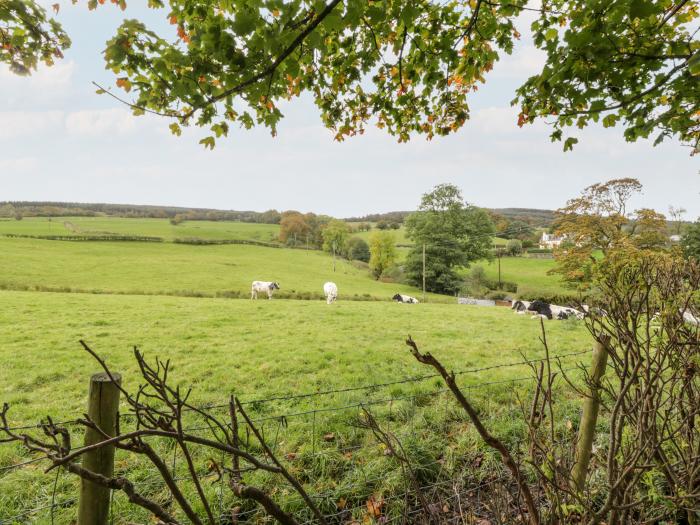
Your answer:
[1,2,698,219]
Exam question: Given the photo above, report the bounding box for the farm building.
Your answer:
[539,232,567,249]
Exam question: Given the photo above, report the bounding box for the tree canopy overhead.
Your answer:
[0,0,70,75]
[4,0,699,153]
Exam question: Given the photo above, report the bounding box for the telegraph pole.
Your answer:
[497,249,502,288]
[422,243,426,302]
[332,240,337,272]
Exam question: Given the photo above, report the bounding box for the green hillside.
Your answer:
[0,216,280,242]
[0,236,436,300]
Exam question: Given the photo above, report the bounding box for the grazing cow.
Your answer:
[251,281,280,299]
[323,282,338,304]
[393,293,419,304]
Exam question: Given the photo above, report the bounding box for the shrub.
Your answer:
[485,290,509,301]
[380,263,405,284]
[505,239,523,256]
[468,266,487,286]
[346,237,370,262]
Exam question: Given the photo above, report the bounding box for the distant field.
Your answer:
[0,216,280,242]
[473,256,569,297]
[0,236,437,300]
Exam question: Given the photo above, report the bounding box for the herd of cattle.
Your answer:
[250,280,419,304]
[250,281,699,325]
[512,298,700,325]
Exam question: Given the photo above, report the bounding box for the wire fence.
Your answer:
[0,348,591,524]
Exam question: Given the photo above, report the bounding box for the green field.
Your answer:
[0,290,592,523]
[474,256,569,297]
[0,291,591,423]
[0,217,577,523]
[0,236,436,300]
[0,216,280,242]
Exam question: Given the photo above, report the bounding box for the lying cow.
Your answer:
[550,304,585,320]
[527,300,553,319]
[393,293,419,304]
[323,282,338,304]
[251,281,280,299]
[511,300,531,314]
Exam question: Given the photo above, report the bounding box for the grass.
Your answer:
[0,236,435,300]
[0,218,580,523]
[0,291,592,424]
[472,256,570,297]
[0,216,280,242]
[0,291,592,524]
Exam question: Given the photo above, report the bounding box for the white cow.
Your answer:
[251,281,280,299]
[323,282,338,304]
[393,293,419,304]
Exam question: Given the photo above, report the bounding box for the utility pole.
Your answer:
[422,243,426,303]
[497,249,502,288]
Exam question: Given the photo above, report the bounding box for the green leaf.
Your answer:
[199,136,216,149]
[688,51,700,76]
[232,9,256,36]
[544,28,558,41]
[563,137,578,151]
[628,0,656,20]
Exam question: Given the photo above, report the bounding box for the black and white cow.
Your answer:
[527,299,553,319]
[251,281,280,299]
[551,305,585,320]
[511,300,531,314]
[393,293,419,304]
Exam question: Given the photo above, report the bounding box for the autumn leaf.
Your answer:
[52,4,60,14]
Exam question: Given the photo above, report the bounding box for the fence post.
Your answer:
[78,372,122,525]
[571,337,609,492]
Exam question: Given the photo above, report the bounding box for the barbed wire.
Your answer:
[188,348,590,411]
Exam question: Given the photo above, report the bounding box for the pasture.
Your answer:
[0,290,593,524]
[0,216,280,242]
[0,236,434,300]
[475,256,568,297]
[0,217,578,523]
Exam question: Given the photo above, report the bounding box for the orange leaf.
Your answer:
[52,3,60,13]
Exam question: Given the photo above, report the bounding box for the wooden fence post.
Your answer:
[571,337,609,492]
[78,372,121,525]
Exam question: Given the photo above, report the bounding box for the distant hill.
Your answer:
[345,208,556,227]
[491,208,555,227]
[1,201,557,227]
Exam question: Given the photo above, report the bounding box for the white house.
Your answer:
[539,232,567,250]
[669,234,682,243]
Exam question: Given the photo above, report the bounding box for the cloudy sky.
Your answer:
[1,2,698,219]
